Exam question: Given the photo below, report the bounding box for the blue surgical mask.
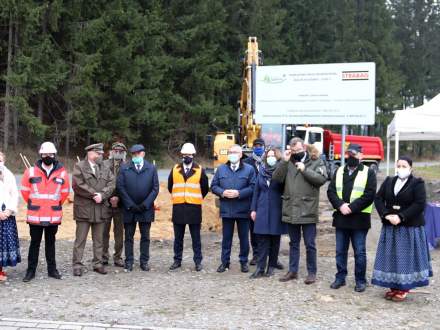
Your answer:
[266,156,277,167]
[253,146,264,157]
[132,156,143,165]
[228,154,240,164]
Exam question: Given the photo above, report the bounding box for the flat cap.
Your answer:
[129,144,145,153]
[347,143,362,154]
[111,142,127,151]
[85,143,104,153]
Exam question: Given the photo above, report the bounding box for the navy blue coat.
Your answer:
[211,161,256,219]
[251,169,288,235]
[117,160,159,223]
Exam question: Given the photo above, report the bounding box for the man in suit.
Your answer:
[117,144,159,272]
[168,143,209,271]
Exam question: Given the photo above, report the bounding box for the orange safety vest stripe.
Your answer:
[171,165,203,205]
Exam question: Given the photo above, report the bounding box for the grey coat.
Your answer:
[272,154,327,224]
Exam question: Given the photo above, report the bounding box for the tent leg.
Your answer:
[386,138,390,176]
[394,132,399,175]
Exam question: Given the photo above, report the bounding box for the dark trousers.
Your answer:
[124,221,151,266]
[173,223,202,264]
[335,228,368,285]
[221,218,250,264]
[27,224,58,273]
[256,234,281,270]
[288,223,317,275]
[249,220,258,258]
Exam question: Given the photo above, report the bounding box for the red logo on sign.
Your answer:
[342,71,369,81]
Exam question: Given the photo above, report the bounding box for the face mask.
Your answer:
[228,154,240,164]
[95,156,104,165]
[0,161,4,169]
[42,156,55,166]
[396,168,411,180]
[132,156,143,165]
[266,156,277,167]
[346,156,359,167]
[292,151,305,162]
[253,146,264,157]
[183,156,193,165]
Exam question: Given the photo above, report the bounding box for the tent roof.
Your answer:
[387,93,440,141]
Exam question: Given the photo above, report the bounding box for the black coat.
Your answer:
[167,162,209,225]
[327,164,377,230]
[117,160,159,223]
[374,175,426,227]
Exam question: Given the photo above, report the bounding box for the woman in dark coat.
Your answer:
[372,156,433,302]
[250,148,287,278]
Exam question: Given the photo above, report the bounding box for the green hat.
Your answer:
[111,142,127,151]
[85,143,104,154]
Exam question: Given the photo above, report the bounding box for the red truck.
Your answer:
[292,126,384,174]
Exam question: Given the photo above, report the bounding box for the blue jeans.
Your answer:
[221,218,250,264]
[335,228,368,285]
[173,224,202,264]
[288,224,317,275]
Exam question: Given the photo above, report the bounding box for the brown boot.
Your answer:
[73,268,82,277]
[304,274,316,285]
[93,266,107,275]
[279,271,298,282]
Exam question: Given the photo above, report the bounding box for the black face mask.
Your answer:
[42,156,55,166]
[346,156,360,167]
[292,151,305,162]
[183,156,193,165]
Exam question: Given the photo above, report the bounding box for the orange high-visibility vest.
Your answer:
[171,165,203,205]
[21,164,70,225]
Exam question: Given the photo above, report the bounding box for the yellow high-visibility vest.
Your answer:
[335,165,373,214]
[172,165,203,205]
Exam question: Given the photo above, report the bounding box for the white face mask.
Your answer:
[396,168,411,180]
[266,156,277,167]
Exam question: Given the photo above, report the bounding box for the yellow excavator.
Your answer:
[209,37,263,168]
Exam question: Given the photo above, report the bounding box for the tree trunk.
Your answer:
[38,95,44,122]
[3,12,14,152]
[12,19,19,148]
[65,102,71,156]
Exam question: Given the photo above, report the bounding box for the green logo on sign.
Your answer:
[262,74,286,84]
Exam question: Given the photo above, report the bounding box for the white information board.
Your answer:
[255,62,376,125]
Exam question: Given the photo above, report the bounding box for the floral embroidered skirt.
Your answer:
[372,225,433,290]
[0,216,21,267]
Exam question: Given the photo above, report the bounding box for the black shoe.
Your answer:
[102,260,109,266]
[249,268,265,279]
[124,264,133,272]
[241,263,249,273]
[48,269,62,280]
[23,270,35,282]
[195,263,203,272]
[330,280,346,289]
[265,267,276,277]
[217,263,230,273]
[355,283,367,292]
[169,261,181,271]
[249,256,258,266]
[275,261,284,270]
[140,264,150,272]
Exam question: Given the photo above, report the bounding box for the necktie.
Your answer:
[136,164,141,171]
[185,167,190,175]
[232,165,237,172]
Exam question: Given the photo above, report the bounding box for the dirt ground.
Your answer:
[1,180,440,329]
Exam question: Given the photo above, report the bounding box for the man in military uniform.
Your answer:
[102,142,127,267]
[72,143,115,276]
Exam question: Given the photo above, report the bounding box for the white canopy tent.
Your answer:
[386,94,440,175]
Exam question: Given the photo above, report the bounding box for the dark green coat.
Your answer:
[272,154,327,224]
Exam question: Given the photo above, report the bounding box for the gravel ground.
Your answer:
[1,183,439,329]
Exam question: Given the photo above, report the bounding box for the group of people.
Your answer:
[0,137,433,302]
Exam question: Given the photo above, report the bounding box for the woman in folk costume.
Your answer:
[372,156,433,301]
[0,151,21,281]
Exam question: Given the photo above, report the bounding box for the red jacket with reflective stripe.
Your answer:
[21,161,70,225]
